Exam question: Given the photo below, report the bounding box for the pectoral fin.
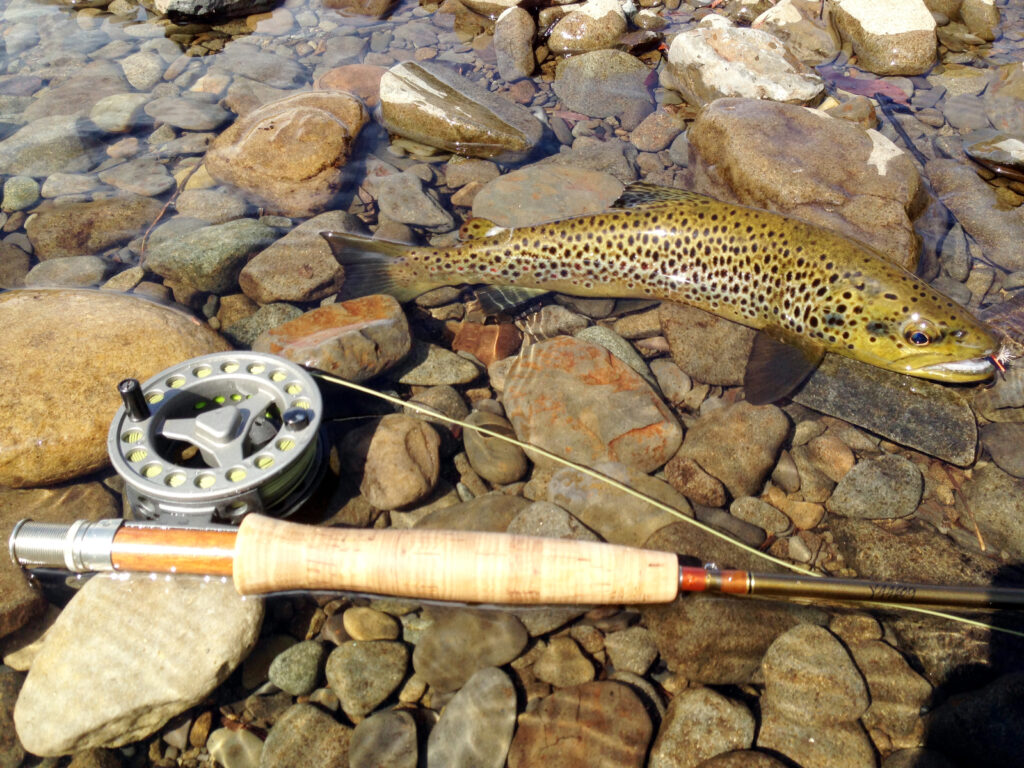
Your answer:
[744,331,825,405]
[473,285,550,316]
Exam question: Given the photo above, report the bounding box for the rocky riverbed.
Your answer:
[3,0,1024,767]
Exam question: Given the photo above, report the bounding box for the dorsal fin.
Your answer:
[459,217,505,240]
[744,330,825,405]
[612,182,715,209]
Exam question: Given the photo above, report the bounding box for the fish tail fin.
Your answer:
[321,231,443,303]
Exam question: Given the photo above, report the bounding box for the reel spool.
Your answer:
[107,351,325,525]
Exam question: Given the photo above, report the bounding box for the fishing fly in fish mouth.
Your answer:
[323,182,1001,403]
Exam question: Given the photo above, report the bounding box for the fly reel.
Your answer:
[107,351,325,525]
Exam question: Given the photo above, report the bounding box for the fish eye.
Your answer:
[903,319,941,346]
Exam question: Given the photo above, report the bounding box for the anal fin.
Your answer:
[744,331,825,405]
[473,286,550,316]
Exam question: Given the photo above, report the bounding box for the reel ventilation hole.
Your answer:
[107,352,325,525]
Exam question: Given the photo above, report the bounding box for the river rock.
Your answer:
[687,98,924,271]
[926,158,1024,272]
[13,574,262,755]
[848,639,931,751]
[252,294,411,382]
[426,667,517,768]
[375,171,454,231]
[154,0,276,19]
[0,114,105,175]
[979,422,1024,478]
[666,24,823,107]
[0,483,119,639]
[463,410,529,485]
[206,727,263,768]
[268,640,327,696]
[350,710,417,768]
[826,454,923,519]
[959,0,1001,41]
[0,665,24,768]
[315,64,388,108]
[753,0,841,65]
[25,195,164,260]
[552,50,654,128]
[325,641,408,721]
[757,624,874,768]
[534,636,595,687]
[548,0,627,55]
[260,703,351,768]
[145,96,230,132]
[412,608,527,693]
[414,492,530,532]
[494,7,535,82]
[24,255,110,288]
[676,401,790,499]
[471,166,623,227]
[144,218,278,294]
[504,336,682,473]
[390,340,481,386]
[959,463,1024,561]
[546,462,689,546]
[379,61,542,162]
[649,687,755,768]
[508,681,652,768]
[0,289,229,487]
[660,303,757,386]
[22,60,130,124]
[831,0,937,76]
[98,158,175,197]
[792,353,979,466]
[205,92,368,218]
[923,673,1024,765]
[355,414,440,510]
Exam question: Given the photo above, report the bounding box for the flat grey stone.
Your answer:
[427,667,517,768]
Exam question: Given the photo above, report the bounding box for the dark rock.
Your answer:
[826,455,923,519]
[261,703,351,768]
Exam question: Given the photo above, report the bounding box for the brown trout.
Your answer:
[323,183,998,403]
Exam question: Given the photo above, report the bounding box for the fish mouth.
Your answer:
[910,355,996,381]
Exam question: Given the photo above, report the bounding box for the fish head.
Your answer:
[825,272,998,382]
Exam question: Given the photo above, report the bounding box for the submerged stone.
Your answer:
[379,61,543,162]
[831,0,936,76]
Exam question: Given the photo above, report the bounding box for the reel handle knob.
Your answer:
[118,379,149,422]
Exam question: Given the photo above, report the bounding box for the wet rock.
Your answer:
[252,294,411,382]
[923,673,1024,766]
[547,462,690,547]
[630,111,684,153]
[223,303,303,348]
[508,681,652,768]
[451,321,522,367]
[960,463,1024,560]
[120,51,164,91]
[959,0,1000,41]
[239,211,356,303]
[315,64,388,108]
[205,92,368,218]
[548,0,627,55]
[379,61,542,162]
[494,7,535,82]
[660,303,757,387]
[22,61,129,123]
[471,166,623,227]
[576,324,658,390]
[0,290,228,487]
[376,171,454,231]
[325,641,408,721]
[695,753,789,768]
[261,703,351,768]
[827,454,922,519]
[213,46,308,91]
[643,594,826,684]
[664,455,728,508]
[463,410,529,485]
[677,401,790,499]
[268,640,327,697]
[356,414,440,510]
[153,0,275,18]
[758,625,874,768]
[504,336,682,474]
[1,175,37,212]
[343,607,400,642]
[427,667,517,767]
[14,574,262,755]
[0,484,118,639]
[26,195,164,260]
[390,340,481,386]
[350,709,417,768]
[144,219,278,294]
[667,24,823,107]
[731,496,791,534]
[927,158,1024,272]
[806,433,856,483]
[832,0,937,76]
[145,97,230,133]
[415,492,530,532]
[0,240,29,289]
[980,423,1024,478]
[507,501,600,541]
[650,687,755,768]
[412,608,528,693]
[535,636,595,687]
[553,50,654,127]
[98,158,175,197]
[0,114,105,175]
[687,98,924,270]
[793,354,978,465]
[206,728,263,768]
[753,0,841,65]
[175,189,248,225]
[848,639,931,751]
[24,255,110,288]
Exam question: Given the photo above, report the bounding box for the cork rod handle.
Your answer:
[233,514,680,604]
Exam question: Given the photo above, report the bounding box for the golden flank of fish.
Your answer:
[323,183,998,403]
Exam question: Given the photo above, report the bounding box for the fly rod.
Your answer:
[10,514,1024,610]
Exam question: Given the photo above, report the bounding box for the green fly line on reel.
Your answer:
[106,352,326,525]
